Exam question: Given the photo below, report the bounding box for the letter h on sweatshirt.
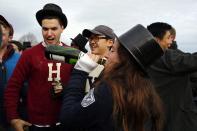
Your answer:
[48,63,61,81]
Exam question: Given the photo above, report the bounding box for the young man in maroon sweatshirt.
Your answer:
[4,3,73,131]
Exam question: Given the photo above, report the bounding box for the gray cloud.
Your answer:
[0,0,197,52]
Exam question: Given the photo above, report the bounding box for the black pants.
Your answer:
[28,125,62,131]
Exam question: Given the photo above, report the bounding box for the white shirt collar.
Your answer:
[42,41,63,47]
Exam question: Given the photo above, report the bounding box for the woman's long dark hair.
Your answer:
[102,44,164,131]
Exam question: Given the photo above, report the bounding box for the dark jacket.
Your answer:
[60,68,158,131]
[147,49,197,131]
[190,72,197,97]
[60,69,114,131]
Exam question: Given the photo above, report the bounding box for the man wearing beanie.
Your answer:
[4,3,73,131]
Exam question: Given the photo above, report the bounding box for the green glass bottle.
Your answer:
[45,45,106,65]
[45,45,81,65]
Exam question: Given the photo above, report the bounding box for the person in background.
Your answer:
[168,27,177,50]
[4,3,73,131]
[23,41,32,50]
[60,24,164,131]
[9,40,24,54]
[147,22,197,131]
[0,15,20,131]
[170,27,197,107]
[190,72,197,105]
[70,33,88,53]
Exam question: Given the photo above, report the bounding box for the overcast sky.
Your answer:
[1,0,197,52]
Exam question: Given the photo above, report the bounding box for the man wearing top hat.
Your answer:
[4,3,73,131]
[70,33,88,53]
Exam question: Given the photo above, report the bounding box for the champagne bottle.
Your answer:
[45,45,81,64]
[45,45,106,65]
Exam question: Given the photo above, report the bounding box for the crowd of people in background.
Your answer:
[0,2,197,131]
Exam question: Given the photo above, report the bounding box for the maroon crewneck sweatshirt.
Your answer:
[4,43,73,125]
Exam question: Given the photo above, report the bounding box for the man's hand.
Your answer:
[88,53,101,63]
[11,119,32,131]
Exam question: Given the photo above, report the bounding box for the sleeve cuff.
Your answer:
[74,54,98,73]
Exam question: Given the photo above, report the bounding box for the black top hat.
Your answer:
[36,3,67,29]
[71,33,88,53]
[82,25,115,40]
[0,15,14,36]
[118,24,164,75]
[9,40,24,51]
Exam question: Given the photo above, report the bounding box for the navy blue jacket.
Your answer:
[60,69,155,131]
[60,69,114,131]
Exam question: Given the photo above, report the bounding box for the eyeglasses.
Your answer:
[88,36,109,43]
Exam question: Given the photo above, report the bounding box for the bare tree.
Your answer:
[19,32,38,46]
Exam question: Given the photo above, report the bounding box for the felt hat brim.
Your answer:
[36,9,67,29]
